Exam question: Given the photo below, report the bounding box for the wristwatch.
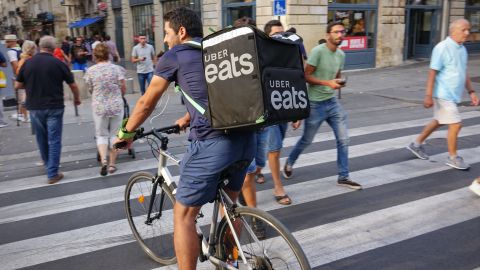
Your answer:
[117,118,136,140]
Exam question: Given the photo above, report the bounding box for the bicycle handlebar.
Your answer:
[113,124,181,149]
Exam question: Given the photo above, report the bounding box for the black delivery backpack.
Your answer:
[180,26,310,130]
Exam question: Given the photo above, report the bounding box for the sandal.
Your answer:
[274,194,292,205]
[100,164,108,176]
[108,165,117,174]
[255,173,265,184]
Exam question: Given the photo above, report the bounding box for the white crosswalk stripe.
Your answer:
[1,111,479,270]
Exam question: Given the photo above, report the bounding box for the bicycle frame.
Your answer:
[143,130,262,270]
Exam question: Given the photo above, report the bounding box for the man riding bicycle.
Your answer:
[114,7,255,270]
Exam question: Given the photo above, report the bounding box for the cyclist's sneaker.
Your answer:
[337,177,363,190]
[283,162,293,179]
[469,179,480,196]
[252,218,266,240]
[406,142,429,160]
[445,156,470,170]
[0,121,8,128]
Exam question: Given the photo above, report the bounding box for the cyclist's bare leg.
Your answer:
[241,172,257,207]
[174,202,202,270]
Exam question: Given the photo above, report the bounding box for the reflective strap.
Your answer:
[255,115,265,124]
[176,85,206,115]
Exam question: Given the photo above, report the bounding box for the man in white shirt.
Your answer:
[131,34,156,95]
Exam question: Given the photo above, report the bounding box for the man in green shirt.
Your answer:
[283,21,362,190]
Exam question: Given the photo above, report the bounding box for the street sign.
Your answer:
[273,0,286,16]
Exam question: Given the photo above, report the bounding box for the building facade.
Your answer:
[101,0,479,70]
[2,0,478,70]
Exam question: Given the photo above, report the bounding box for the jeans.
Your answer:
[137,72,153,95]
[287,97,350,179]
[30,108,64,179]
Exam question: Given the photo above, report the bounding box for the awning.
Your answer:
[68,16,104,28]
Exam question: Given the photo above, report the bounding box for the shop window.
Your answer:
[466,1,480,42]
[467,0,480,6]
[163,0,201,18]
[132,4,155,45]
[406,0,440,5]
[223,0,255,27]
[328,9,376,50]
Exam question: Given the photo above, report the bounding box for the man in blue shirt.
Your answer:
[407,19,479,170]
[114,7,254,269]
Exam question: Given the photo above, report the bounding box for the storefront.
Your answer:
[130,0,155,45]
[328,0,378,69]
[223,0,256,27]
[465,0,480,52]
[404,0,442,59]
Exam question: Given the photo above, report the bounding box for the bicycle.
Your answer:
[118,125,311,270]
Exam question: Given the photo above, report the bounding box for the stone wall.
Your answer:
[121,0,133,60]
[376,0,406,68]
[202,0,222,35]
[450,0,466,22]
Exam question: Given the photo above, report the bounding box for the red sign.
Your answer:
[98,1,107,11]
[339,36,367,51]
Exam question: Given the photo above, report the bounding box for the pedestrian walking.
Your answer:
[15,36,81,184]
[5,34,21,123]
[0,49,7,128]
[5,34,20,74]
[263,20,300,205]
[14,40,38,123]
[84,43,126,176]
[70,37,88,71]
[232,16,267,238]
[105,35,120,63]
[283,21,362,190]
[406,19,479,170]
[131,34,156,95]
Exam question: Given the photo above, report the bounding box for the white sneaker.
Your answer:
[0,122,8,128]
[469,179,480,196]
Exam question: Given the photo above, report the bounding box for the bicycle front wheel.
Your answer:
[216,206,311,270]
[124,171,176,265]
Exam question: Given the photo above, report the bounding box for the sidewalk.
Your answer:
[1,55,480,163]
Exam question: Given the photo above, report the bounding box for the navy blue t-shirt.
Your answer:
[155,38,224,141]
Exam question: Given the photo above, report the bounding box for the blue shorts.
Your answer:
[267,123,288,152]
[247,128,269,174]
[177,132,255,207]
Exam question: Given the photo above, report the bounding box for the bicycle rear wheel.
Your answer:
[216,206,310,270]
[124,171,176,264]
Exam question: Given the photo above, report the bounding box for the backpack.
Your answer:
[177,26,309,130]
[8,48,21,61]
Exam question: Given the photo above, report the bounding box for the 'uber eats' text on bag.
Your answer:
[180,26,310,130]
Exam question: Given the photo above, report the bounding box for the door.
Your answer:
[406,9,436,58]
[114,9,125,58]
